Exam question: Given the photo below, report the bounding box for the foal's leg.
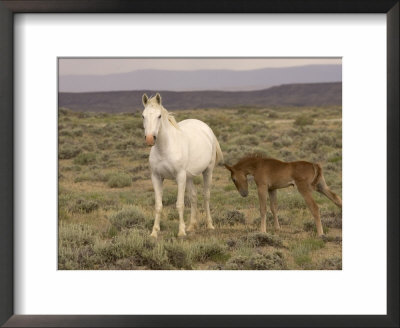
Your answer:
[268,189,280,230]
[176,171,187,237]
[257,184,268,233]
[202,167,215,230]
[186,177,198,232]
[297,182,324,236]
[150,173,163,238]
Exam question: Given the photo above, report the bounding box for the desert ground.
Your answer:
[58,105,342,270]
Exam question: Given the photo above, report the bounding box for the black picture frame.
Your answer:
[0,1,398,327]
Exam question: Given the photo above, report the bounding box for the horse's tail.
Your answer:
[214,136,224,165]
[311,163,322,189]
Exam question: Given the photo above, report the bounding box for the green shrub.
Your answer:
[58,223,98,269]
[71,128,83,137]
[248,253,285,270]
[280,148,293,160]
[223,184,236,192]
[224,255,248,270]
[142,244,171,270]
[163,191,176,206]
[318,257,342,270]
[247,135,259,145]
[233,135,259,146]
[294,115,314,126]
[59,222,96,246]
[93,230,159,268]
[74,171,107,183]
[225,251,286,270]
[291,238,325,268]
[58,244,96,269]
[328,155,342,163]
[73,152,96,165]
[108,205,148,230]
[273,140,282,148]
[164,243,192,269]
[190,241,228,263]
[115,140,138,150]
[278,192,307,210]
[266,133,279,142]
[69,198,99,213]
[214,210,245,226]
[281,135,293,147]
[322,213,342,229]
[241,232,283,248]
[107,172,132,188]
[303,222,315,232]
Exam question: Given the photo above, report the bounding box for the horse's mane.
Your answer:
[148,96,179,129]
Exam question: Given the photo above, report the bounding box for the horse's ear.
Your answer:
[155,93,162,105]
[224,164,233,172]
[142,94,148,106]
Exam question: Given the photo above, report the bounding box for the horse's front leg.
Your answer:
[257,184,267,233]
[176,171,187,237]
[150,173,163,238]
[186,177,197,232]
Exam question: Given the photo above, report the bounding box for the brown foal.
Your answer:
[224,155,342,236]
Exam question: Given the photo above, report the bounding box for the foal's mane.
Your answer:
[148,95,179,129]
[233,153,269,168]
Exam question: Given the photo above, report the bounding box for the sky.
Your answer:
[59,58,341,76]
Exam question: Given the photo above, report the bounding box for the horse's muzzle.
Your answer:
[240,190,248,197]
[145,135,156,146]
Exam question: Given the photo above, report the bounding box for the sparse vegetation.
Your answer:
[59,144,81,159]
[294,115,314,127]
[58,106,342,270]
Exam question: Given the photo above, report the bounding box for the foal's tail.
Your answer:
[311,163,322,189]
[214,136,224,165]
[312,162,342,208]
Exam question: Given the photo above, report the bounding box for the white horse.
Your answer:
[141,93,224,238]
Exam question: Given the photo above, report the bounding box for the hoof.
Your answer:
[178,230,187,237]
[274,225,281,231]
[187,224,196,232]
[207,224,215,230]
[150,231,158,238]
[319,234,327,241]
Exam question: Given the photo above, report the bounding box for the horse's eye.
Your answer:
[142,115,144,119]
[232,177,236,183]
[158,115,161,119]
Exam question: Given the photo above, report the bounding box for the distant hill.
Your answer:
[58,82,342,113]
[59,65,341,93]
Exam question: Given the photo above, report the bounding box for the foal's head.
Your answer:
[142,93,163,146]
[224,164,248,197]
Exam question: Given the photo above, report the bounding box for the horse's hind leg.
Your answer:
[296,181,324,236]
[150,173,163,238]
[268,189,280,231]
[202,167,215,230]
[186,178,198,232]
[316,177,342,208]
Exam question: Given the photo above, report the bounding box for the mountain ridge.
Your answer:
[58,82,342,113]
